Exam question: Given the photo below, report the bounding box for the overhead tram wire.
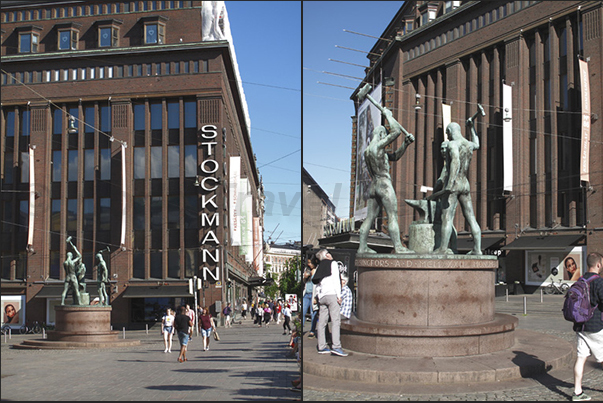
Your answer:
[1,68,126,148]
[343,29,393,42]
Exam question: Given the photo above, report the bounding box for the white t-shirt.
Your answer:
[163,314,175,327]
[283,307,292,318]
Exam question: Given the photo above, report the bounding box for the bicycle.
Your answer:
[20,321,42,334]
[544,280,570,295]
[1,324,12,335]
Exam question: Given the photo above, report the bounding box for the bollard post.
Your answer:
[523,296,527,315]
[146,324,148,335]
[540,288,543,303]
[43,328,46,339]
[9,327,11,339]
[123,327,126,339]
[505,288,509,302]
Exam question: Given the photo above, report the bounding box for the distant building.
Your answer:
[302,167,337,248]
[264,241,301,286]
[1,1,264,327]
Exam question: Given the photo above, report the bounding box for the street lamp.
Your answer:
[67,115,78,134]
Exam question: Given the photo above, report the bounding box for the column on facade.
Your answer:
[467,54,478,233]
[479,50,489,230]
[535,29,546,228]
[434,68,445,188]
[29,103,51,283]
[504,35,527,229]
[414,77,425,205]
[548,21,559,225]
[425,71,435,193]
[401,79,415,229]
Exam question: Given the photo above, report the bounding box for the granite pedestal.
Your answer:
[15,305,140,349]
[341,254,517,357]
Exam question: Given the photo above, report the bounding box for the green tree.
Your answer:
[279,256,303,301]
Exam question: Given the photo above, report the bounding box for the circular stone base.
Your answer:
[341,313,518,357]
[15,305,140,349]
[303,328,575,385]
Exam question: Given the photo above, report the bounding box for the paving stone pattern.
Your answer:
[303,293,603,401]
[1,317,300,401]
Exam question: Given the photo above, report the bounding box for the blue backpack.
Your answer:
[562,275,599,324]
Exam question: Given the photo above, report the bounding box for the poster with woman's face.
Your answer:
[3,300,20,325]
[563,253,582,281]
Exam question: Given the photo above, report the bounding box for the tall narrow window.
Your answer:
[184,145,197,177]
[134,147,146,179]
[168,145,180,178]
[150,103,162,130]
[167,102,179,129]
[184,101,196,128]
[67,199,77,231]
[83,198,94,231]
[52,151,62,182]
[99,198,110,231]
[84,149,95,181]
[150,146,162,179]
[100,148,111,180]
[68,150,78,181]
[100,105,111,133]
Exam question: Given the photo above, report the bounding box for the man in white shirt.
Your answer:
[312,249,348,357]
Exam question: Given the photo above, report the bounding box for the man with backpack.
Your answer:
[570,252,603,401]
[223,302,233,328]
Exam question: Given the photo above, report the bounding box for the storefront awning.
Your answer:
[457,236,505,252]
[502,234,585,250]
[121,285,191,298]
[34,285,98,298]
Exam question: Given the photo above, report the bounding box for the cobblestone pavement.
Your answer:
[1,317,300,401]
[303,293,603,401]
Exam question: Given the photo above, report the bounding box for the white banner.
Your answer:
[229,156,241,246]
[252,217,262,272]
[239,178,253,263]
[121,143,127,247]
[27,146,35,248]
[354,83,382,221]
[503,83,513,192]
[442,102,451,134]
[578,59,591,183]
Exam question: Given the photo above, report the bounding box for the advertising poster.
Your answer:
[285,293,298,312]
[2,295,25,327]
[525,247,585,286]
[353,83,381,221]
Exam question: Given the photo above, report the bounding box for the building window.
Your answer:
[19,32,40,53]
[58,27,79,50]
[150,146,162,179]
[143,17,167,44]
[99,26,119,47]
[134,147,146,179]
[100,148,111,181]
[84,149,95,181]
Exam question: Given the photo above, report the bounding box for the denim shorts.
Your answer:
[177,331,189,346]
[201,327,212,338]
[163,326,173,334]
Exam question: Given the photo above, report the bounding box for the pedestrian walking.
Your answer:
[275,300,282,324]
[199,307,217,351]
[174,305,192,363]
[186,304,195,341]
[263,303,272,327]
[161,308,175,353]
[241,300,248,319]
[572,252,603,401]
[282,304,293,335]
[312,248,348,357]
[223,302,233,328]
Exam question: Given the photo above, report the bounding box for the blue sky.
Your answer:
[227,2,302,244]
[303,1,404,219]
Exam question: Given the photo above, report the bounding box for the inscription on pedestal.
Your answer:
[356,257,498,269]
